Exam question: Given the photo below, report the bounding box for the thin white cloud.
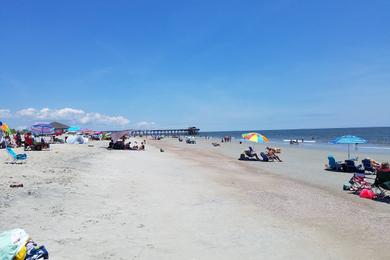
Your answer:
[134,121,156,129]
[15,107,130,126]
[0,109,11,119]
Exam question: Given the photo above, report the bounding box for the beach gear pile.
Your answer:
[344,171,390,202]
[0,229,48,260]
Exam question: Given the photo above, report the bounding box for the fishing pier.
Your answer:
[129,127,199,136]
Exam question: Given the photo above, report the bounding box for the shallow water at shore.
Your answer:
[200,127,390,153]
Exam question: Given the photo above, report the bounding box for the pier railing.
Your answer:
[129,127,199,136]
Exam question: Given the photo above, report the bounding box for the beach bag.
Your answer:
[16,154,27,160]
[359,189,375,200]
[25,241,49,260]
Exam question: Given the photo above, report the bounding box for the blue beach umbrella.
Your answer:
[330,135,367,159]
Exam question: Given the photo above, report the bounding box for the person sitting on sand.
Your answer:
[377,162,390,173]
[132,141,139,150]
[266,147,275,153]
[244,146,260,160]
[267,148,282,162]
[369,158,381,169]
[374,162,390,188]
[24,133,34,150]
[138,142,145,151]
[5,136,13,147]
[108,139,114,149]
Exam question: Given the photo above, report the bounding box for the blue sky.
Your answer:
[1,0,389,131]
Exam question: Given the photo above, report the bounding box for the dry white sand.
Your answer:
[1,138,389,259]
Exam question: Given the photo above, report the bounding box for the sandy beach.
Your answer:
[1,138,390,259]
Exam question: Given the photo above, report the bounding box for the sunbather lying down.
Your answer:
[212,142,220,147]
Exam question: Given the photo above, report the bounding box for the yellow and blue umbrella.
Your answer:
[242,132,269,143]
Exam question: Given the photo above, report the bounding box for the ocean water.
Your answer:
[200,127,390,153]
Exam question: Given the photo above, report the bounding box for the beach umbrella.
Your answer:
[30,122,55,136]
[0,122,12,136]
[111,131,129,142]
[242,132,269,143]
[330,135,367,159]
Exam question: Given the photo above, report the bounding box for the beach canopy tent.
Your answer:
[30,122,55,136]
[67,126,81,132]
[242,132,269,144]
[50,122,69,130]
[66,135,87,144]
[111,131,129,142]
[50,121,70,135]
[330,135,367,159]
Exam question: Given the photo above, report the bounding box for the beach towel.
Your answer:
[6,147,27,160]
[0,229,30,260]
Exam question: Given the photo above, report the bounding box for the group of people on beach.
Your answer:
[241,146,283,162]
[108,139,145,151]
[0,132,51,151]
[221,136,232,142]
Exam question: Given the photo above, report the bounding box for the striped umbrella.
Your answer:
[242,132,269,143]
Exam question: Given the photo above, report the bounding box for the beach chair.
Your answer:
[374,170,390,190]
[5,147,27,163]
[347,173,372,192]
[327,156,343,171]
[370,169,390,199]
[362,159,376,174]
[344,160,364,173]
